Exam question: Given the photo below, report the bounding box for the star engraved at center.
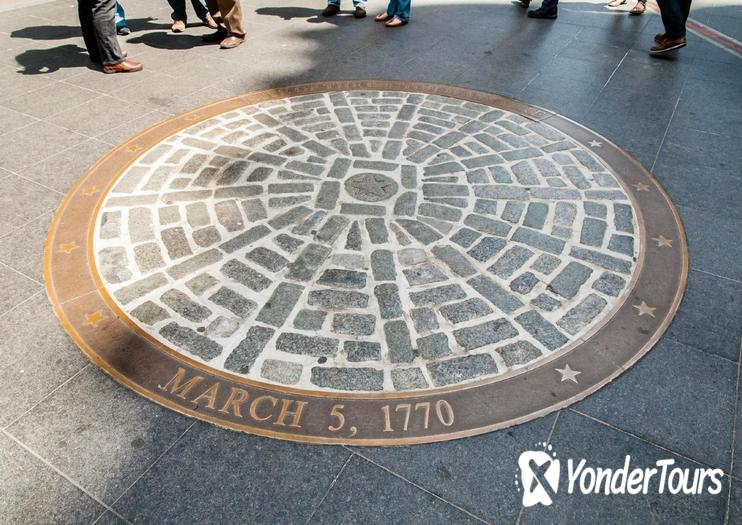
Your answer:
[634,301,657,317]
[347,174,396,199]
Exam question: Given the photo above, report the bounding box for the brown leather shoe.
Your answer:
[354,6,367,17]
[202,16,218,29]
[171,20,186,32]
[202,28,228,43]
[220,35,245,49]
[654,33,665,44]
[322,4,340,16]
[103,60,143,74]
[650,36,686,55]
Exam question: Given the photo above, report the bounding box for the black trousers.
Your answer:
[656,0,692,39]
[78,0,124,65]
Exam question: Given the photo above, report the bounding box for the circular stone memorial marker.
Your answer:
[45,81,687,445]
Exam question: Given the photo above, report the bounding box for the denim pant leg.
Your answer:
[540,0,559,12]
[656,0,688,38]
[191,0,211,20]
[352,0,367,7]
[393,0,410,21]
[167,0,187,21]
[385,0,397,16]
[115,1,125,27]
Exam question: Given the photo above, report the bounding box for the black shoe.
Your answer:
[117,26,131,36]
[354,6,367,17]
[322,4,340,16]
[517,0,531,7]
[202,28,228,43]
[528,7,557,18]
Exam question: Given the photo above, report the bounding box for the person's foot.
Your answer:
[629,2,646,14]
[517,0,531,7]
[650,36,686,54]
[202,28,228,42]
[354,6,367,17]
[202,16,218,29]
[528,7,557,18]
[607,0,627,6]
[384,16,407,26]
[171,20,186,32]
[220,35,245,49]
[375,11,391,21]
[322,4,340,16]
[654,33,666,44]
[117,26,131,36]
[103,60,143,74]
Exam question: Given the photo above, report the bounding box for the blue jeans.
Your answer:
[167,0,210,22]
[656,0,691,39]
[538,0,558,11]
[386,0,410,21]
[115,1,126,27]
[327,0,367,7]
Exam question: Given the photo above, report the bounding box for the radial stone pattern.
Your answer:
[93,90,639,393]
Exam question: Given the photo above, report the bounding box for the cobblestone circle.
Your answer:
[93,90,639,393]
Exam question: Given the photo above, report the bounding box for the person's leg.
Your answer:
[168,0,187,21]
[115,2,125,27]
[680,0,692,24]
[386,0,398,17]
[394,0,410,22]
[78,0,102,63]
[539,0,558,13]
[91,0,125,65]
[191,0,212,21]
[217,0,244,36]
[656,0,685,38]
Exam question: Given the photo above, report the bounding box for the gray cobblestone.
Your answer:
[557,293,608,335]
[157,207,179,227]
[129,207,154,243]
[100,211,121,239]
[261,359,302,385]
[403,263,447,286]
[185,274,218,296]
[489,245,534,278]
[391,368,429,390]
[241,199,267,221]
[256,282,304,328]
[531,254,561,275]
[613,203,634,234]
[316,215,349,243]
[206,316,240,338]
[318,269,367,289]
[267,205,313,230]
[130,301,169,325]
[370,250,396,281]
[161,289,212,322]
[450,228,481,248]
[510,272,539,294]
[311,367,383,391]
[523,203,549,229]
[246,247,289,272]
[497,341,542,367]
[208,287,256,318]
[186,202,210,228]
[417,333,451,359]
[384,320,415,363]
[375,283,403,320]
[220,259,271,291]
[468,275,524,314]
[580,218,607,247]
[332,313,376,336]
[133,243,165,272]
[515,311,568,351]
[608,234,634,256]
[427,354,498,387]
[114,273,168,305]
[274,234,304,253]
[344,341,381,361]
[592,272,626,297]
[293,309,327,330]
[225,326,275,373]
[308,289,369,309]
[160,322,223,361]
[286,243,332,281]
[409,284,467,306]
[276,332,338,357]
[468,237,506,263]
[548,261,593,299]
[99,247,132,284]
[219,224,271,253]
[569,246,632,274]
[215,200,244,232]
[512,228,566,255]
[193,226,222,248]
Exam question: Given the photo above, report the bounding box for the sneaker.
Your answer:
[517,0,531,7]
[322,4,340,16]
[171,20,186,33]
[354,6,367,17]
[527,7,557,18]
[117,26,131,36]
[650,36,686,55]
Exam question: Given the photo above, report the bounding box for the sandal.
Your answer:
[375,12,392,21]
[384,16,407,27]
[607,0,627,6]
[629,2,646,14]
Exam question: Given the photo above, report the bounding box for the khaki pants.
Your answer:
[205,0,245,36]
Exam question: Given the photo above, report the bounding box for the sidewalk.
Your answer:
[0,0,740,523]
